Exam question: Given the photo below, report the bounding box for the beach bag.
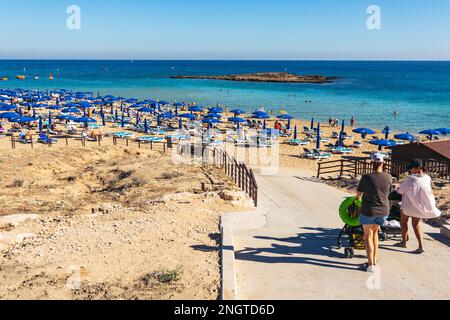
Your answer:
[348,201,362,219]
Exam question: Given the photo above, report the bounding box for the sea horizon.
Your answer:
[1,59,449,133]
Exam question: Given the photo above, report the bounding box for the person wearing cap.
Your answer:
[355,153,393,273]
[397,159,441,254]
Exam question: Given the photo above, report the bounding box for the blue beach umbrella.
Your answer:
[62,107,80,114]
[74,116,97,124]
[394,133,417,142]
[230,109,246,115]
[229,117,246,130]
[278,114,293,129]
[209,107,223,114]
[382,126,392,139]
[39,116,43,132]
[310,118,314,130]
[202,118,220,124]
[420,129,442,140]
[435,128,450,135]
[316,123,321,150]
[136,114,141,126]
[0,104,16,111]
[370,139,397,151]
[353,128,376,139]
[252,112,271,120]
[189,106,203,113]
[57,114,78,121]
[101,111,106,126]
[205,113,222,119]
[144,118,149,134]
[137,107,155,113]
[160,112,175,119]
[179,113,196,120]
[47,105,62,110]
[338,120,346,147]
[10,116,37,123]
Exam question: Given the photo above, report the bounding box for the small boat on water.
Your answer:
[34,76,40,80]
[48,74,54,80]
[0,77,8,81]
[16,75,26,80]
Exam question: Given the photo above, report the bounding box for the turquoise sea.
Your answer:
[1,60,449,133]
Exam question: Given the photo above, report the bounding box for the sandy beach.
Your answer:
[0,138,253,299]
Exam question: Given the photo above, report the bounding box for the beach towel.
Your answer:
[397,174,441,219]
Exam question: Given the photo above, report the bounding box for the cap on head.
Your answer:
[371,152,385,163]
[406,159,424,170]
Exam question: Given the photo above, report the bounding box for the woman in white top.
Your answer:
[397,159,441,254]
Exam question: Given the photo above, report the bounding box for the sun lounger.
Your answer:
[88,124,102,129]
[38,133,58,144]
[208,140,224,146]
[111,132,134,138]
[303,148,316,159]
[314,137,330,143]
[287,139,309,146]
[353,141,362,148]
[313,149,332,160]
[330,146,354,155]
[137,136,165,142]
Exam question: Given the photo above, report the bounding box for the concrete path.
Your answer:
[224,168,450,300]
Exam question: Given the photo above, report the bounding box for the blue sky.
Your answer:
[0,0,449,60]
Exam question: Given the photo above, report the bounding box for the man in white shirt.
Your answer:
[397,159,441,254]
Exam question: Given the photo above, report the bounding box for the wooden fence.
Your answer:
[318,158,449,180]
[8,133,168,153]
[177,143,259,206]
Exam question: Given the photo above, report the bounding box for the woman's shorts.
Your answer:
[360,214,388,226]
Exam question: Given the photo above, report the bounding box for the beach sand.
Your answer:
[0,140,252,300]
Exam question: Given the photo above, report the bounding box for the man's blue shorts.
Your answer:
[360,214,388,226]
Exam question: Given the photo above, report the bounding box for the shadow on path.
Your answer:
[235,227,364,271]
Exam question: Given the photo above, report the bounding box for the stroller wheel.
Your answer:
[344,247,355,259]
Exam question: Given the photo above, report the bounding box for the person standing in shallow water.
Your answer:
[397,159,441,254]
[355,153,393,273]
[350,116,355,127]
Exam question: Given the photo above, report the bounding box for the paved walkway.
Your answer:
[224,168,450,300]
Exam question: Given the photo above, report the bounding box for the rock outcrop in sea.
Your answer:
[171,72,337,84]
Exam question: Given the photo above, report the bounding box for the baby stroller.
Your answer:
[380,191,403,241]
[337,191,403,259]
